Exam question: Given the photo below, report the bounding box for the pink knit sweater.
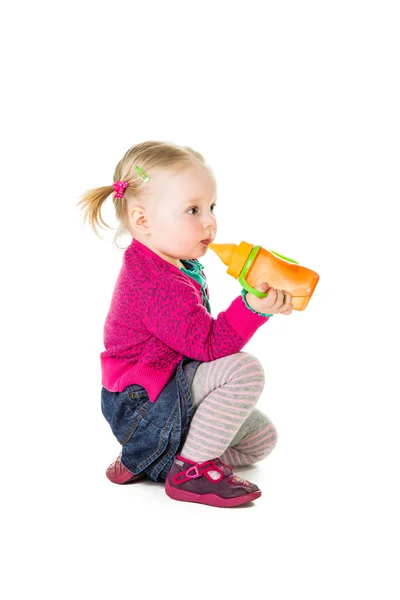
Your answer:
[100,238,270,402]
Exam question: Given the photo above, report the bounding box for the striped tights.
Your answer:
[181,352,278,467]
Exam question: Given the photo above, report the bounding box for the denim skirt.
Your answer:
[101,357,202,482]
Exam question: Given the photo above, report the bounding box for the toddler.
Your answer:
[77,140,293,508]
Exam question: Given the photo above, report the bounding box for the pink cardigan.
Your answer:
[100,238,270,402]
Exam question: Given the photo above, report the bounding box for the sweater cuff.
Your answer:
[223,295,271,342]
[240,288,274,317]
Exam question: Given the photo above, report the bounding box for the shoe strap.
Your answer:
[172,458,232,485]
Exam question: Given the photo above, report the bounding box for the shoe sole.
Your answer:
[165,477,261,507]
[106,472,146,485]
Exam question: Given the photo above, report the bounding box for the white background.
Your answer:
[1,1,399,598]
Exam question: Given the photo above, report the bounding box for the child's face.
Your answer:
[129,164,218,266]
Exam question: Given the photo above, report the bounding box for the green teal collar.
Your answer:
[180,259,204,272]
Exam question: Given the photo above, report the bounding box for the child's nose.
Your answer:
[203,213,216,226]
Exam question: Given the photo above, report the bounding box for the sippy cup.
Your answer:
[208,241,320,311]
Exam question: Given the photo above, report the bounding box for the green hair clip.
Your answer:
[136,166,150,183]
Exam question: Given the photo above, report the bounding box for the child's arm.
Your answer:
[141,275,270,362]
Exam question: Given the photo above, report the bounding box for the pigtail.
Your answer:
[76,185,115,240]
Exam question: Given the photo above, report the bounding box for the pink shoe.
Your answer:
[165,455,261,507]
[106,454,146,484]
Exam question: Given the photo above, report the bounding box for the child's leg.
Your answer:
[220,408,278,467]
[181,352,268,464]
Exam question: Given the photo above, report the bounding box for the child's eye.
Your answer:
[188,205,216,215]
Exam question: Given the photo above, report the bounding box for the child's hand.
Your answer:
[246,282,293,316]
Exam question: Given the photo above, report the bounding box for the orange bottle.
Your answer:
[208,241,320,311]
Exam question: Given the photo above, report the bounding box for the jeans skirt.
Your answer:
[101,357,202,482]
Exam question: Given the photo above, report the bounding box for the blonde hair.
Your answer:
[76,140,215,249]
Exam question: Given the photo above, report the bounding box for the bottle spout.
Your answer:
[208,243,238,267]
[208,241,254,278]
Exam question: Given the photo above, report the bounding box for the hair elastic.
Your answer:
[113,180,129,199]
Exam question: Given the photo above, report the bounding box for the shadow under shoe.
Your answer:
[165,455,261,507]
[106,453,146,484]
